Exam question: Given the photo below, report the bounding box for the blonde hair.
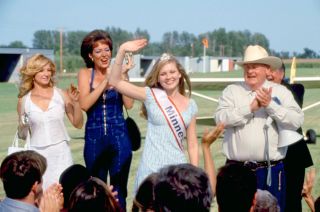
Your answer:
[140,54,191,118]
[18,54,56,98]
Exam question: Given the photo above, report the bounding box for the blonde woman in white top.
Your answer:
[17,54,83,189]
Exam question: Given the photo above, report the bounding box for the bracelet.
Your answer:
[123,76,129,81]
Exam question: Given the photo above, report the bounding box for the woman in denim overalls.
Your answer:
[78,30,133,210]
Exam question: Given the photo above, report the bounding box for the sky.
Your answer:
[1,0,320,54]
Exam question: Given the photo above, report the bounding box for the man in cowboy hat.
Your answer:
[215,45,304,212]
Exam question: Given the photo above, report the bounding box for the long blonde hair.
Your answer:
[140,53,192,118]
[18,54,56,98]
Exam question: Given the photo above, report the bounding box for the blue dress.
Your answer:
[84,69,132,210]
[134,87,198,191]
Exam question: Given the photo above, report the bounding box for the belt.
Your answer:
[226,159,283,171]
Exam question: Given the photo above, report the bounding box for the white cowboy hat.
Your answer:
[237,45,282,70]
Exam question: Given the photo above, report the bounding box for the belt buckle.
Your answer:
[244,161,258,170]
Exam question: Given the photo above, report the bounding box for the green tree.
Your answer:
[134,28,150,40]
[142,42,163,56]
[66,31,88,55]
[33,30,61,52]
[7,41,27,48]
[299,48,318,58]
[106,27,133,55]
[250,33,269,51]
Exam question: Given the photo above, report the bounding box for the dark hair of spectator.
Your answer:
[154,163,212,212]
[132,173,158,212]
[68,177,121,212]
[0,150,46,199]
[216,163,257,212]
[59,164,90,209]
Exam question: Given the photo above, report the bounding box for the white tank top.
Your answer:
[24,87,70,147]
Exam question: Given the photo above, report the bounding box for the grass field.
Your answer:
[0,69,319,211]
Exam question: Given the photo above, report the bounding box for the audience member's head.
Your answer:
[132,172,158,212]
[254,189,280,212]
[154,163,212,212]
[0,150,47,200]
[67,177,121,212]
[216,163,257,212]
[266,61,285,84]
[59,164,90,209]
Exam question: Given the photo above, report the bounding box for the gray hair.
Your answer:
[254,189,280,212]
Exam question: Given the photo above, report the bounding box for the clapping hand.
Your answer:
[202,123,224,148]
[108,184,119,202]
[39,183,64,212]
[256,87,272,107]
[67,83,80,102]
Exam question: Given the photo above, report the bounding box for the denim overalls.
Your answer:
[84,69,132,210]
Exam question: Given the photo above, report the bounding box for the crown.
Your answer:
[159,53,172,61]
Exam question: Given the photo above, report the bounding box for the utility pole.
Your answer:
[203,44,206,73]
[60,28,63,74]
[220,44,225,57]
[202,38,208,73]
[191,43,194,58]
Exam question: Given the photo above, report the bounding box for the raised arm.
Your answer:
[201,123,224,196]
[109,39,148,101]
[121,53,136,109]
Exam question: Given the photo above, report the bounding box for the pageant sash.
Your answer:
[151,88,186,151]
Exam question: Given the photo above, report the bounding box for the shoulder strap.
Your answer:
[90,68,95,91]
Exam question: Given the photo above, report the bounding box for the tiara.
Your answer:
[159,53,172,61]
